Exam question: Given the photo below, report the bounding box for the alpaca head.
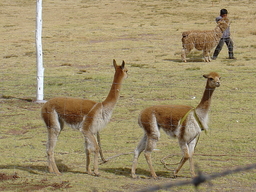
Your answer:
[203,72,221,88]
[217,18,229,32]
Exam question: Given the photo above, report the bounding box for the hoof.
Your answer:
[94,172,100,177]
[131,174,139,179]
[49,170,61,176]
[87,171,93,175]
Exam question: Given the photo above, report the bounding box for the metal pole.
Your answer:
[36,0,46,103]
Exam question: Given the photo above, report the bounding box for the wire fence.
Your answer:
[136,163,256,192]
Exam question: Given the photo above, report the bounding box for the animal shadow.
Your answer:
[101,167,170,178]
[0,160,70,175]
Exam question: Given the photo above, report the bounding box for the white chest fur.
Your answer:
[89,106,113,134]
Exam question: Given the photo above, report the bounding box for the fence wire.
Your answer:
[137,163,256,192]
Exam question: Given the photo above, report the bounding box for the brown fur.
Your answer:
[181,19,229,62]
[131,72,221,179]
[41,60,128,176]
[140,105,192,136]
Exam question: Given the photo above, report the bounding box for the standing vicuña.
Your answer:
[131,72,221,179]
[181,19,229,62]
[41,60,128,176]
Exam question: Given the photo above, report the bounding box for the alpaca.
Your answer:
[131,72,221,179]
[181,18,229,62]
[41,60,128,176]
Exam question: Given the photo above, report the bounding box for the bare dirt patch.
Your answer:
[0,172,19,181]
[22,180,72,191]
[0,173,72,191]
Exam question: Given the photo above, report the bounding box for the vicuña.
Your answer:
[131,72,221,179]
[41,59,128,176]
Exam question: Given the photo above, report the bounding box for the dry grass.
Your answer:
[1,0,256,191]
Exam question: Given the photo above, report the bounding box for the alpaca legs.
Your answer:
[144,137,158,179]
[203,50,211,62]
[132,133,159,179]
[181,48,191,62]
[188,137,198,177]
[174,138,197,177]
[84,132,100,176]
[181,48,187,62]
[45,111,63,175]
[181,47,193,62]
[97,132,107,163]
[174,141,189,177]
[47,128,62,175]
[131,134,147,178]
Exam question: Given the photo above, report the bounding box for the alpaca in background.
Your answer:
[181,18,229,62]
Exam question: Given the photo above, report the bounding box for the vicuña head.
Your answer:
[131,72,221,179]
[41,59,128,176]
[203,72,221,88]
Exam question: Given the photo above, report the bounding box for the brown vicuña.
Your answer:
[41,59,128,176]
[131,72,221,179]
[181,18,229,62]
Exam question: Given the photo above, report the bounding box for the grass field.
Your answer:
[1,0,256,191]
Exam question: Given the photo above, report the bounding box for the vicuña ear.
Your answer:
[203,74,208,78]
[113,59,117,69]
[121,60,125,69]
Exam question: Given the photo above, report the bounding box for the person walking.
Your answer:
[212,9,236,60]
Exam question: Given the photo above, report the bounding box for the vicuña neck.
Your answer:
[196,85,215,113]
[102,74,123,107]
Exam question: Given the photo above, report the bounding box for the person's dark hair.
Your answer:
[220,9,228,16]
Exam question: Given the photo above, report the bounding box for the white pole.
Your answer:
[36,0,45,103]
